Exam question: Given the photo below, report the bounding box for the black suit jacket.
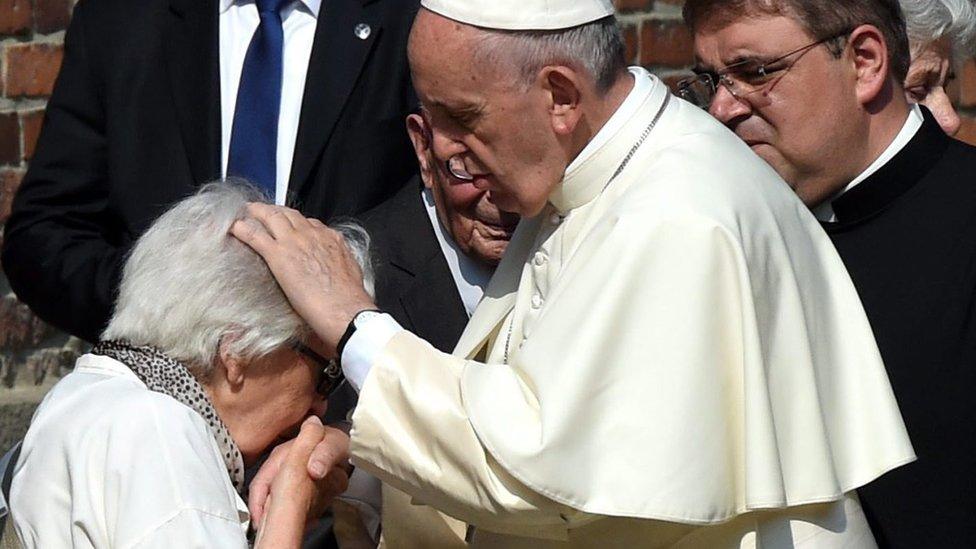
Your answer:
[361,177,469,352]
[1,0,420,342]
[824,109,976,548]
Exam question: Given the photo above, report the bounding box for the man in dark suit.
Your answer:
[363,112,518,351]
[1,0,420,343]
[685,1,976,546]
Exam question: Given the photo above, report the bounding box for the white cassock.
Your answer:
[347,68,915,548]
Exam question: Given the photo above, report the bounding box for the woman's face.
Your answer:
[208,336,329,465]
[905,37,961,136]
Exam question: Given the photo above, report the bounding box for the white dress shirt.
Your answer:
[422,188,493,317]
[219,0,319,204]
[10,354,249,548]
[813,104,924,222]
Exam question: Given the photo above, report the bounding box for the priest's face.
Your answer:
[407,9,570,217]
[692,14,868,206]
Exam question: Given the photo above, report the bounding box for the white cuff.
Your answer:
[341,313,403,392]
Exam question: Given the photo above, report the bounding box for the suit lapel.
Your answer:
[398,258,469,352]
[288,0,383,198]
[164,0,221,185]
[453,216,541,359]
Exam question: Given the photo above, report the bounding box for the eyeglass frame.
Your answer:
[677,28,854,109]
[291,341,343,397]
[414,104,479,182]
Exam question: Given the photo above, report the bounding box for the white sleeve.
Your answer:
[131,508,248,548]
[340,313,403,392]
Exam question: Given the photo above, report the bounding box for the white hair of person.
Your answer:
[102,181,374,376]
[471,16,627,94]
[900,0,976,61]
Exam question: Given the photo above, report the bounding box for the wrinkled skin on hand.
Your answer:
[250,421,353,528]
[231,203,378,352]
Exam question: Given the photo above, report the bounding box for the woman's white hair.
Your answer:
[102,181,374,376]
[901,0,976,60]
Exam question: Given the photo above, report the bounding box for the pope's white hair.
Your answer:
[102,181,374,376]
[900,0,976,61]
[472,16,627,94]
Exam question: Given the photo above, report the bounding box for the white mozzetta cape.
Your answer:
[351,74,914,545]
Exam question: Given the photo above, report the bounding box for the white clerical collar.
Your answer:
[422,189,493,317]
[565,66,651,173]
[220,0,321,17]
[813,104,924,222]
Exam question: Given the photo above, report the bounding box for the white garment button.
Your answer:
[531,294,543,309]
[533,252,547,266]
[548,213,562,225]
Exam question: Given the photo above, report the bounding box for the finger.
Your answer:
[308,425,350,480]
[230,218,277,256]
[310,466,351,517]
[289,416,327,465]
[247,440,291,523]
[248,204,303,241]
[277,207,309,229]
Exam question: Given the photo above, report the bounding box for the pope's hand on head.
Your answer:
[249,419,353,528]
[230,203,376,352]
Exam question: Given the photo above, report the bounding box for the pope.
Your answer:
[233,0,915,546]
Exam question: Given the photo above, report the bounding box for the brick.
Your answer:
[613,0,652,11]
[0,0,31,34]
[33,0,71,34]
[3,43,63,98]
[640,20,695,68]
[622,24,638,65]
[0,112,19,164]
[20,108,44,161]
[957,58,976,109]
[0,294,50,350]
[0,167,24,225]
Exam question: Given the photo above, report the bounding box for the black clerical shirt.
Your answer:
[823,108,976,548]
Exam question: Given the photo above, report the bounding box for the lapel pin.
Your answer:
[354,23,371,40]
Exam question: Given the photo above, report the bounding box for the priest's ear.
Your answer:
[406,113,435,189]
[539,66,584,136]
[847,24,892,109]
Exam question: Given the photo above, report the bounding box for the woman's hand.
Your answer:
[254,416,347,549]
[249,419,352,531]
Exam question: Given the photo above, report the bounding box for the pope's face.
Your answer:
[693,14,863,206]
[905,37,960,136]
[407,10,567,218]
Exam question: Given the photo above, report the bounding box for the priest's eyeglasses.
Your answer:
[676,29,852,109]
[446,156,475,181]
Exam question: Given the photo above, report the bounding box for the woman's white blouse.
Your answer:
[10,353,250,548]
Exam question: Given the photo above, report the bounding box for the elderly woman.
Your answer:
[900,0,976,135]
[7,183,370,548]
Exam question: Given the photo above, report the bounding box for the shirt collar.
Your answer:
[219,0,321,17]
[813,104,924,222]
[548,67,669,214]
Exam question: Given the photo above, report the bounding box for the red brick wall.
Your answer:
[0,0,74,450]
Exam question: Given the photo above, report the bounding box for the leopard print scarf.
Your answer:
[91,339,246,496]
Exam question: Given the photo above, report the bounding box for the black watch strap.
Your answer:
[336,309,383,364]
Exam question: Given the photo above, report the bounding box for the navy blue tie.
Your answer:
[227,0,286,199]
